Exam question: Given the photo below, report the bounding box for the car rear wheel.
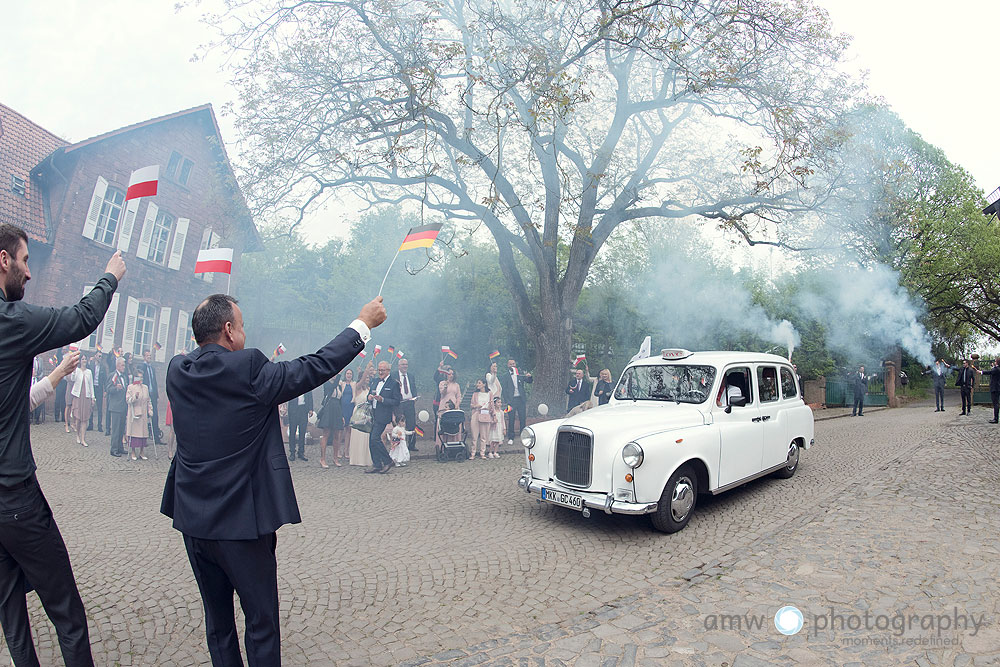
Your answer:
[651,464,698,533]
[772,441,799,479]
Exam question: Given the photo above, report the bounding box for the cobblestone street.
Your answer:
[9,399,1000,665]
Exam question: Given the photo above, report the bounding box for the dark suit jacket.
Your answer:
[106,370,127,413]
[287,390,314,419]
[369,375,401,424]
[141,361,158,397]
[981,367,1000,392]
[499,368,532,404]
[396,370,417,400]
[160,327,363,540]
[851,373,868,396]
[566,378,591,410]
[955,367,976,389]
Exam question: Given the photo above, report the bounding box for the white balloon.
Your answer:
[417,410,430,423]
[538,403,549,416]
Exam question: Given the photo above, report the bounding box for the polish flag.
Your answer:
[194,248,234,274]
[125,165,159,201]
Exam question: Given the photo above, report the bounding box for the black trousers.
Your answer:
[934,385,945,410]
[287,414,307,457]
[149,394,161,442]
[183,533,280,667]
[0,476,93,667]
[395,400,416,450]
[109,411,126,456]
[368,419,393,468]
[506,396,527,439]
[89,390,103,431]
[961,387,973,413]
[992,392,999,422]
[53,383,66,422]
[852,393,864,416]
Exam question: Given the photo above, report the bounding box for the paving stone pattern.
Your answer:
[8,400,999,665]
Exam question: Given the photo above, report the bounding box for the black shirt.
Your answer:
[0,273,117,485]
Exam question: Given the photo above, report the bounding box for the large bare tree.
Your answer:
[213,0,857,407]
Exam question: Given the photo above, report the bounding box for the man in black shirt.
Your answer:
[0,223,125,666]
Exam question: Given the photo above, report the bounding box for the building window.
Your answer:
[134,303,157,356]
[149,209,175,264]
[94,188,125,246]
[11,175,26,197]
[165,150,195,186]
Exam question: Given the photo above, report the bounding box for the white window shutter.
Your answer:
[117,199,139,252]
[156,307,172,362]
[199,227,214,282]
[82,177,107,240]
[136,202,158,260]
[122,296,139,355]
[100,293,120,351]
[168,218,189,270]
[76,286,95,349]
[174,309,189,356]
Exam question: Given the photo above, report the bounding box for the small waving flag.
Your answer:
[441,345,450,355]
[489,350,501,360]
[373,344,382,357]
[386,345,395,357]
[153,341,162,352]
[399,223,443,251]
[396,349,404,359]
[95,343,103,353]
[504,405,512,413]
[68,344,79,352]
[113,347,122,358]
[195,248,234,274]
[414,425,425,438]
[573,354,586,367]
[445,348,458,360]
[125,165,159,201]
[358,350,367,358]
[273,343,286,357]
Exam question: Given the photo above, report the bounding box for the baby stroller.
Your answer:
[437,409,468,461]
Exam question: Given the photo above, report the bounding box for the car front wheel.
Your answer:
[651,464,698,533]
[772,441,799,479]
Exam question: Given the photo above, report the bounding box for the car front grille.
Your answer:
[555,429,592,487]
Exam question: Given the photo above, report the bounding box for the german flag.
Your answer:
[386,345,395,357]
[399,223,443,251]
[446,349,458,360]
[489,350,500,360]
[414,426,425,438]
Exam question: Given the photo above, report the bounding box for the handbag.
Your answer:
[476,409,493,423]
[350,402,373,433]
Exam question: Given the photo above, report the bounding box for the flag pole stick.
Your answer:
[226,272,232,296]
[378,247,402,298]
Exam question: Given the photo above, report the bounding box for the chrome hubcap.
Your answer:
[670,476,695,521]
[786,443,799,470]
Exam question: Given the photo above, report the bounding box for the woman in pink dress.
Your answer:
[125,367,152,461]
[468,378,491,460]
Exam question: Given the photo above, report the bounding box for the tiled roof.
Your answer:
[0,103,68,243]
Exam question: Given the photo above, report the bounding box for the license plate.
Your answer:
[541,487,583,510]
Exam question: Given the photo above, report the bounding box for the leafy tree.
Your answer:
[211,0,858,407]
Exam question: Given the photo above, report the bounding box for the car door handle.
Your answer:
[761,415,771,421]
[751,417,762,423]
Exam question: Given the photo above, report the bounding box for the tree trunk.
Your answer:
[528,309,574,419]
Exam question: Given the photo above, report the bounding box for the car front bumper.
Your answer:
[517,472,658,516]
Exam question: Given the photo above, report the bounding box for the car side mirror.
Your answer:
[725,396,748,413]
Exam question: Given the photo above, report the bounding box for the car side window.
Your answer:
[780,367,798,399]
[717,367,753,407]
[758,366,779,403]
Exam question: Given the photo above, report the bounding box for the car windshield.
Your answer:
[614,364,717,404]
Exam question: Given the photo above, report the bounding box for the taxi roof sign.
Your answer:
[661,348,693,360]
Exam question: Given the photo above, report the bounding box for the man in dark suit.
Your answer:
[141,349,164,443]
[851,365,868,416]
[367,360,400,473]
[499,358,532,442]
[922,359,954,412]
[565,368,590,413]
[286,389,313,461]
[162,294,385,666]
[88,350,104,432]
[0,223,125,667]
[394,357,418,451]
[978,358,1000,423]
[955,360,976,416]
[107,356,128,457]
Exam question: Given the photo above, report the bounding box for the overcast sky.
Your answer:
[2,0,998,242]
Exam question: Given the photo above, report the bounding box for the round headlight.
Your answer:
[521,427,536,449]
[622,442,644,468]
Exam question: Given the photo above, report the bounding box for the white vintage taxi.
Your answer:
[516,349,814,533]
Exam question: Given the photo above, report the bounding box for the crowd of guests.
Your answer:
[30,347,171,460]
[279,352,624,470]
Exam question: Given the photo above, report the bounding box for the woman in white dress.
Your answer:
[348,363,375,467]
[69,356,95,447]
[485,361,502,400]
[468,378,491,460]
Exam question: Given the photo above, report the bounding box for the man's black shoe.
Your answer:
[364,467,381,473]
[989,420,998,424]
[379,464,393,474]
[298,454,308,462]
[289,453,296,461]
